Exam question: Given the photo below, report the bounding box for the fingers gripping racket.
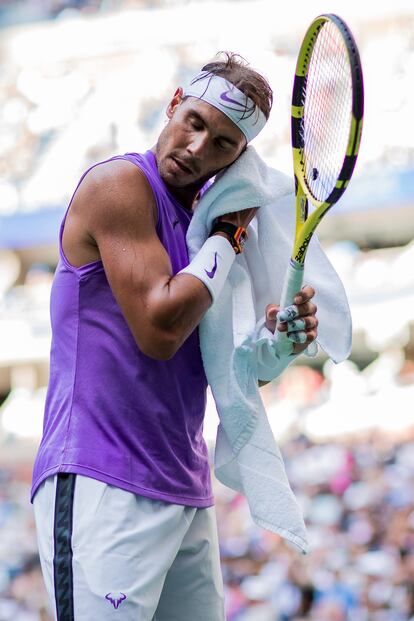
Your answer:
[275,13,364,354]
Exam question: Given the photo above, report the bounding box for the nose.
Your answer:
[187,131,209,158]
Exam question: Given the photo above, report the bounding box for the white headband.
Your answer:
[183,71,267,142]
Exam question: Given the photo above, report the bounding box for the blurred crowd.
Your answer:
[216,432,414,621]
[0,431,413,620]
[0,0,413,217]
[0,0,183,29]
[0,254,412,621]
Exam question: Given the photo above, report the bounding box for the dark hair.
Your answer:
[199,51,273,120]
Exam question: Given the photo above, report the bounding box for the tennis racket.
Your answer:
[275,13,364,354]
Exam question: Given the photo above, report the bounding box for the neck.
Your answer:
[164,182,202,211]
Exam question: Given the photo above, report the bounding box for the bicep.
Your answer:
[99,219,176,337]
[83,162,177,351]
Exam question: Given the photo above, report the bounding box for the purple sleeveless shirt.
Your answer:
[31,150,213,507]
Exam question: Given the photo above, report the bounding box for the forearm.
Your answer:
[139,234,236,358]
[147,272,212,354]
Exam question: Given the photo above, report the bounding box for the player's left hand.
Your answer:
[264,285,318,354]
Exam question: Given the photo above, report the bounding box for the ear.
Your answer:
[166,87,184,119]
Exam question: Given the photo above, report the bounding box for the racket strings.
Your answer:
[304,25,351,199]
[301,21,353,202]
[305,26,350,196]
[305,24,349,190]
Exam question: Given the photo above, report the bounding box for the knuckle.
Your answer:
[302,284,315,296]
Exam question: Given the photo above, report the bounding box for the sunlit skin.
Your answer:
[153,88,318,354]
[153,87,247,211]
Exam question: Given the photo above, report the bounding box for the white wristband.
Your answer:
[179,235,235,302]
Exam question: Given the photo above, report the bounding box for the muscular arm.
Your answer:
[76,160,212,360]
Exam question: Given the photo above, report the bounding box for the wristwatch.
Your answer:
[209,221,248,254]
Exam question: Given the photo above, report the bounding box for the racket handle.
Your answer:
[274,260,304,355]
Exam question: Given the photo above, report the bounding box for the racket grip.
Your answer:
[274,260,304,355]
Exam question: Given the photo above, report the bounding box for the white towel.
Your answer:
[186,147,352,554]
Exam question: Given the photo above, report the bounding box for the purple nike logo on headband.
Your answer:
[205,252,218,279]
[220,90,256,119]
[220,89,245,110]
[220,80,256,117]
[184,72,267,142]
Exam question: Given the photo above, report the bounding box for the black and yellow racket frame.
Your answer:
[291,14,364,264]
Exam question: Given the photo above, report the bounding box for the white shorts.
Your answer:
[33,474,225,620]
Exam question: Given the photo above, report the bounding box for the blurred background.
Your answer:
[0,0,413,619]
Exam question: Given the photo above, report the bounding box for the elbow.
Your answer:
[129,302,189,361]
[135,330,181,361]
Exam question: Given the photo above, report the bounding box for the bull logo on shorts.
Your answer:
[105,592,127,609]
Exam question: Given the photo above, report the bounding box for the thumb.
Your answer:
[265,304,280,332]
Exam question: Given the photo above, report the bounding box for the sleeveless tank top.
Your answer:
[31,150,213,507]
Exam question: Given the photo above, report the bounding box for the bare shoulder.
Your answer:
[83,158,149,193]
[76,158,156,233]
[62,157,158,267]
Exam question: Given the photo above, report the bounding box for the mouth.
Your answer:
[171,156,193,175]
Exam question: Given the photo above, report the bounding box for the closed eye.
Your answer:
[215,138,231,150]
[187,111,238,150]
[187,113,204,131]
[190,119,203,130]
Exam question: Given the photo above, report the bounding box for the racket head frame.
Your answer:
[291,13,364,264]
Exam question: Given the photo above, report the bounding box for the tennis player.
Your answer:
[31,52,318,620]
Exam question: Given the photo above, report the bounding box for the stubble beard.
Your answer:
[154,124,240,191]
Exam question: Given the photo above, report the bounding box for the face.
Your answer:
[155,88,247,199]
